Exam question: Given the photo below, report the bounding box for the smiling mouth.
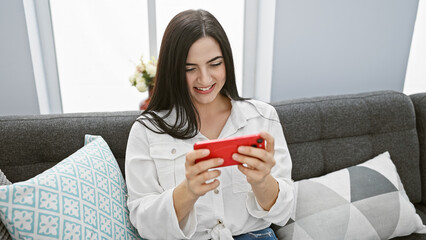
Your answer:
[195,83,216,91]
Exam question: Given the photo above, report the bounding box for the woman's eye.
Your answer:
[211,62,222,67]
[185,68,195,72]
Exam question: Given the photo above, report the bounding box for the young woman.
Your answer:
[125,9,294,240]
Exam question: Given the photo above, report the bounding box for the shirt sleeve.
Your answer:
[125,121,197,239]
[245,107,295,226]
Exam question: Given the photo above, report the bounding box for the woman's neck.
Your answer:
[194,94,231,118]
[195,94,232,140]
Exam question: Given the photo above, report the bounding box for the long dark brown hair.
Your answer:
[138,9,244,139]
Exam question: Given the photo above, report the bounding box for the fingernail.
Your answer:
[232,153,239,160]
[203,149,210,155]
[218,158,224,164]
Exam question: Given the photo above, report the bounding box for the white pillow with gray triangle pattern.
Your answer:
[0,135,143,240]
[272,152,426,240]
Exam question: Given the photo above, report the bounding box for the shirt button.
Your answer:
[214,189,219,194]
[217,219,223,225]
[171,148,176,154]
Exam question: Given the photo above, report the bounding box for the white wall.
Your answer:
[0,1,422,116]
[404,0,426,95]
[271,0,419,102]
[0,0,40,116]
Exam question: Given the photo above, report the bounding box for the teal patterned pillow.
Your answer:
[0,169,12,240]
[0,135,142,240]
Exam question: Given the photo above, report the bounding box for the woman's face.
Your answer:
[185,36,226,108]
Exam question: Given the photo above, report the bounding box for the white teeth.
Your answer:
[195,85,213,91]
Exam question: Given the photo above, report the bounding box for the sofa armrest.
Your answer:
[410,93,426,205]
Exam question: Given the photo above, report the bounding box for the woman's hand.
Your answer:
[232,131,279,210]
[173,149,223,223]
[233,131,276,186]
[184,149,223,198]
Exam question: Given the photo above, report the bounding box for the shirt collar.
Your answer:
[156,99,259,140]
[218,99,258,139]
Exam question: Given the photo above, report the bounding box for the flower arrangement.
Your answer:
[129,56,157,92]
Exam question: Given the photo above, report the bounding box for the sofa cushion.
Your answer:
[0,135,142,239]
[0,169,11,240]
[272,91,421,203]
[272,152,426,240]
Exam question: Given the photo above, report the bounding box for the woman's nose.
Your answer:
[199,68,211,84]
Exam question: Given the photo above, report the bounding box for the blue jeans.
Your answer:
[233,227,277,240]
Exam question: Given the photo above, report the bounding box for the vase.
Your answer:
[139,86,153,110]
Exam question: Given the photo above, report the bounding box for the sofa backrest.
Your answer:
[272,90,421,203]
[0,111,140,184]
[0,91,422,204]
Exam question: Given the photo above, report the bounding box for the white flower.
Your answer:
[136,81,147,92]
[129,76,136,85]
[146,63,157,78]
[136,63,145,73]
[134,71,142,79]
[129,56,157,92]
[136,75,146,84]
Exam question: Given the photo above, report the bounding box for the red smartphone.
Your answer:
[193,134,265,168]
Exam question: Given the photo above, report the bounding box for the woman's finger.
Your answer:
[236,145,269,163]
[232,153,268,172]
[197,169,221,184]
[194,158,224,173]
[196,179,221,195]
[186,149,210,166]
[237,164,265,182]
[259,131,275,152]
[185,157,223,179]
[186,170,221,196]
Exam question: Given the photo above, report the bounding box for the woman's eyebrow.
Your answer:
[186,56,223,66]
[207,56,223,63]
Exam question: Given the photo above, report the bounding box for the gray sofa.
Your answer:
[1,90,425,239]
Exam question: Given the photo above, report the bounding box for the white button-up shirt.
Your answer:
[125,99,294,240]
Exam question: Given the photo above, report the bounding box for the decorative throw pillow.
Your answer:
[0,135,143,240]
[273,152,426,240]
[0,169,12,240]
